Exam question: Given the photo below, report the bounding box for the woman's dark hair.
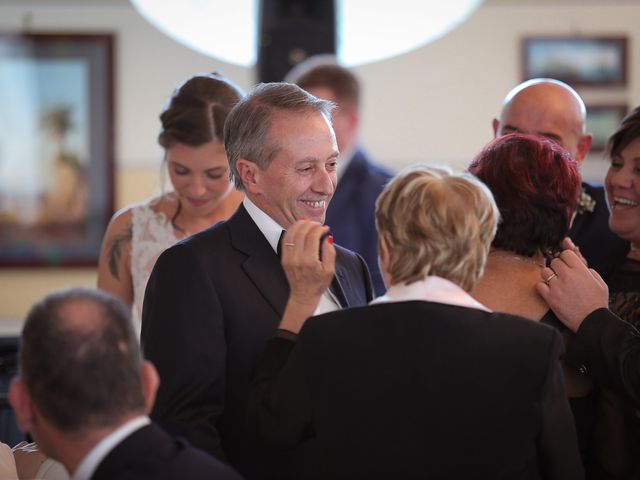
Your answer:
[158,72,244,230]
[158,72,244,148]
[606,105,640,160]
[468,133,580,257]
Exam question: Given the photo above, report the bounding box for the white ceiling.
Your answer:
[0,0,637,6]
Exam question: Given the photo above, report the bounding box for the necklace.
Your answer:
[488,251,545,268]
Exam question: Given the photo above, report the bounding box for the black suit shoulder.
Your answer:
[92,424,242,480]
[254,301,581,479]
[301,302,562,394]
[304,301,557,352]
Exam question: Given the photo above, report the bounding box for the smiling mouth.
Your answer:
[614,196,639,207]
[301,200,326,209]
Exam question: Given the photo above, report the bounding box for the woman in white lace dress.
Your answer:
[97,73,244,332]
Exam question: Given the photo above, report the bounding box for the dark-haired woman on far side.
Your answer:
[98,73,244,334]
[470,133,630,479]
[604,105,640,330]
[596,105,640,478]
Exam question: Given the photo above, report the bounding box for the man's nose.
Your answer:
[312,168,335,194]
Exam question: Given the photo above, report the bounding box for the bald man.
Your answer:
[493,78,629,280]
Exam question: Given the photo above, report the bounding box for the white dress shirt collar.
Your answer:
[242,198,340,313]
[371,276,490,312]
[243,196,284,254]
[72,416,150,480]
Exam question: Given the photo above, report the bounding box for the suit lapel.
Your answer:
[331,265,349,308]
[228,206,290,318]
[227,205,369,313]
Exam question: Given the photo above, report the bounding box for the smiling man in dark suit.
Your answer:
[9,287,240,480]
[141,82,374,479]
[286,56,394,295]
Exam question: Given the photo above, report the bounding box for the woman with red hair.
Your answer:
[470,133,627,478]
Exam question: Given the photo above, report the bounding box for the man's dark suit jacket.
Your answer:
[91,423,242,480]
[565,308,640,407]
[325,148,393,296]
[251,301,584,480]
[141,205,373,478]
[569,183,629,281]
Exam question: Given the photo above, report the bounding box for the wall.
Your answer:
[0,1,637,331]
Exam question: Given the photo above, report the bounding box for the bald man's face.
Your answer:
[493,84,592,164]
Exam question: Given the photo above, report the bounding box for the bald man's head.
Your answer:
[493,79,592,165]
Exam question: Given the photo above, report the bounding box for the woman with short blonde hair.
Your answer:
[251,164,583,480]
[375,165,498,291]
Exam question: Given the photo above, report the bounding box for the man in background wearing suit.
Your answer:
[8,287,240,480]
[142,82,374,479]
[286,56,394,295]
[493,78,629,280]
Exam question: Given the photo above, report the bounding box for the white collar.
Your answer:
[243,197,285,254]
[72,416,150,480]
[371,276,490,312]
[242,198,340,312]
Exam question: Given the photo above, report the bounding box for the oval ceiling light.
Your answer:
[337,0,484,66]
[129,0,483,67]
[130,0,258,67]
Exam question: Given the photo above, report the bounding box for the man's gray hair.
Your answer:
[223,82,335,190]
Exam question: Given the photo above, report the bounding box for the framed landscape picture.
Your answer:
[522,36,628,87]
[0,33,114,266]
[586,104,627,152]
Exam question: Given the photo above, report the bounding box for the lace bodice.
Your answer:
[131,201,185,332]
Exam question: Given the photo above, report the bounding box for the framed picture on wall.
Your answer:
[0,33,114,266]
[586,104,627,152]
[522,36,628,87]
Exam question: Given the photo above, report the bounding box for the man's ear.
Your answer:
[236,159,261,195]
[574,133,593,166]
[9,378,34,432]
[141,361,160,414]
[492,118,500,138]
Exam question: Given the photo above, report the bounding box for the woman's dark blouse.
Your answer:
[543,286,639,480]
[605,257,640,478]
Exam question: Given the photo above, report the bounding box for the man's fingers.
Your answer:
[320,235,336,274]
[540,266,556,284]
[548,255,573,279]
[297,223,329,263]
[561,237,588,266]
[562,237,577,251]
[282,220,330,264]
[557,249,588,269]
[535,279,551,301]
[589,268,609,293]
